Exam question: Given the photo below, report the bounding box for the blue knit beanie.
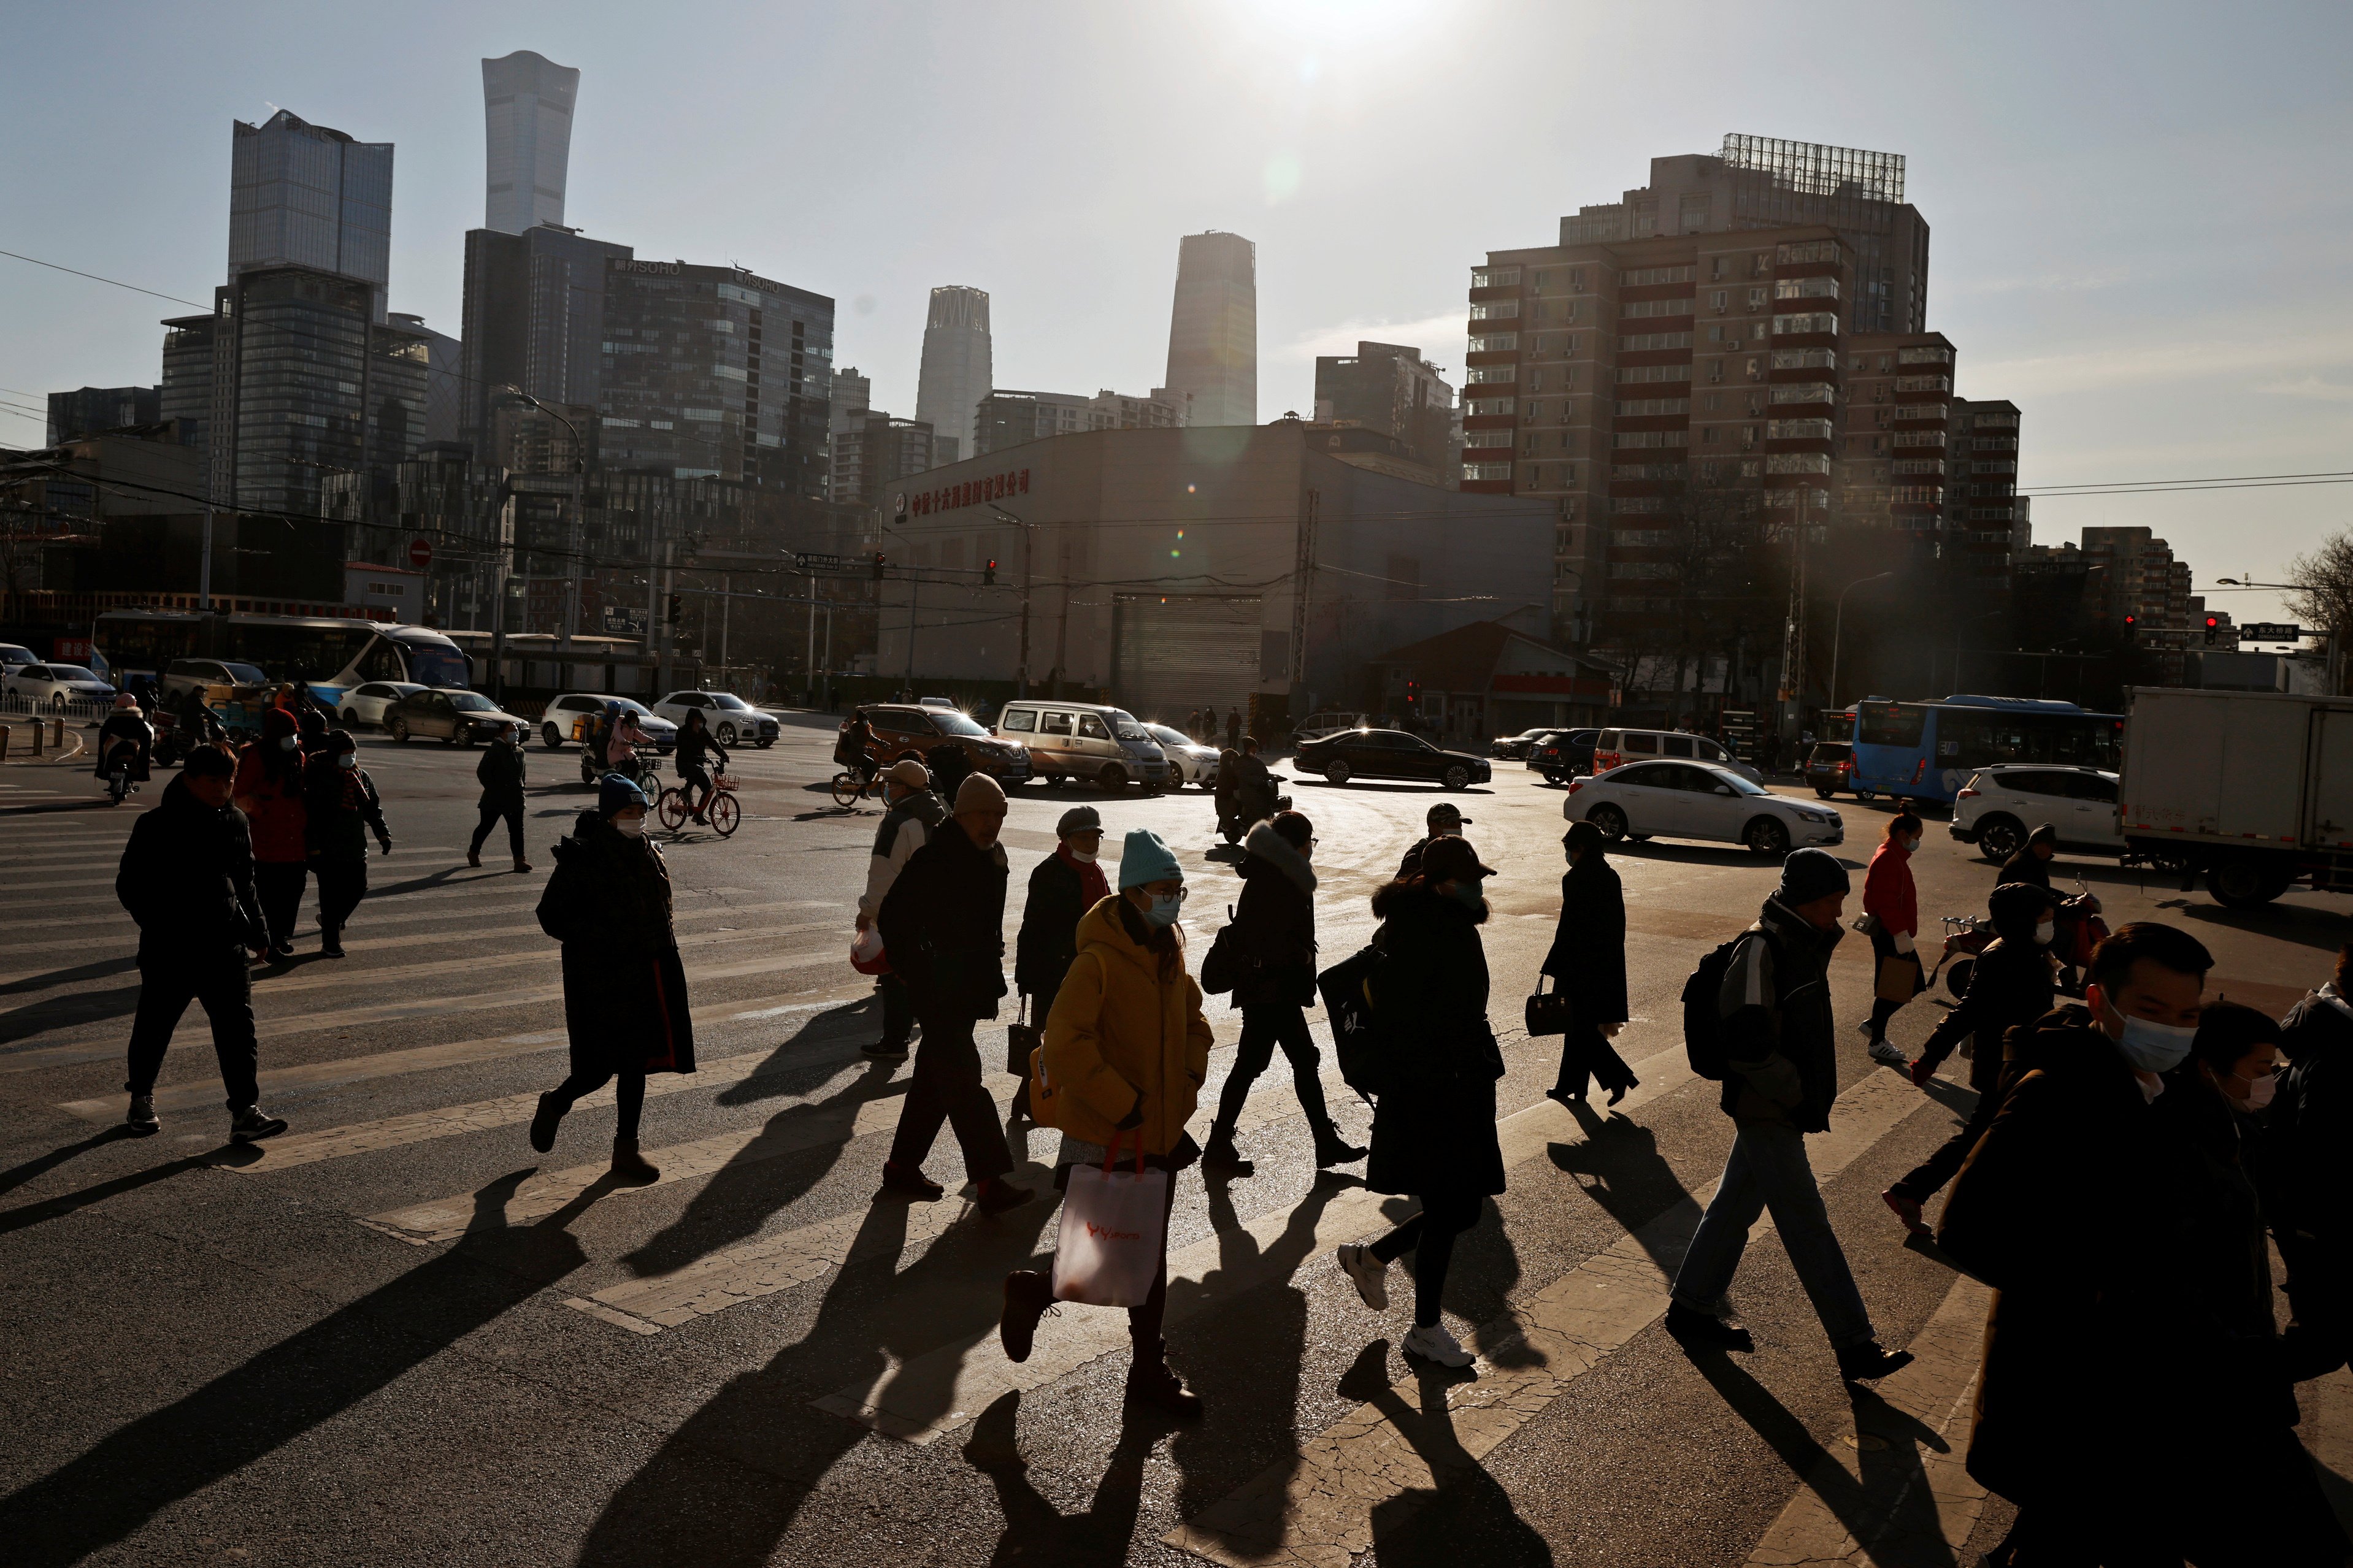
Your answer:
[599,772,648,816]
[1117,828,1183,890]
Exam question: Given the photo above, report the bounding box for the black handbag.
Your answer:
[1524,974,1575,1038]
[1005,995,1042,1076]
[1199,904,1256,996]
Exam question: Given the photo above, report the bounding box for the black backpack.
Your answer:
[1317,943,1388,1103]
[1681,926,1779,1080]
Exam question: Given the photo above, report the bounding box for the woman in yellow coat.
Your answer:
[998,828,1213,1416]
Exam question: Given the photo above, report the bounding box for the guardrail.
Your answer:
[0,692,114,726]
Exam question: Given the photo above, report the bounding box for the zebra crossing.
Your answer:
[0,783,2173,1565]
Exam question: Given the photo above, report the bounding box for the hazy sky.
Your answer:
[4,0,2347,623]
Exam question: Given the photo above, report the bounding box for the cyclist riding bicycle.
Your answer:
[604,703,653,785]
[834,708,880,784]
[677,708,731,824]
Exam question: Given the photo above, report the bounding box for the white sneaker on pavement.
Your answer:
[1403,1323,1475,1368]
[1337,1244,1389,1310]
[1868,1039,1908,1068]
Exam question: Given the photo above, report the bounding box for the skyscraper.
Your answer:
[915,286,991,464]
[227,110,393,321]
[46,386,161,445]
[1162,231,1256,427]
[458,223,632,454]
[482,50,580,235]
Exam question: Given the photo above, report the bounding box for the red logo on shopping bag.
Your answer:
[1085,1223,1142,1242]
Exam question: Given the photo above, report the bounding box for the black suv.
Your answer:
[1294,728,1491,790]
[1529,729,1599,784]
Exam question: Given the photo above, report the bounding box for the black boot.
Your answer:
[1125,1340,1203,1418]
[1200,1129,1253,1176]
[1312,1125,1367,1166]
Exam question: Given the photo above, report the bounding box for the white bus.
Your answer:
[90,610,473,705]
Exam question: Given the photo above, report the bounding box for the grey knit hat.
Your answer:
[1776,847,1851,906]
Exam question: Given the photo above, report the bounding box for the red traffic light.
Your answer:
[2205,615,2219,629]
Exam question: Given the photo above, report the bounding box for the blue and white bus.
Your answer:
[1851,694,2124,805]
[90,610,472,705]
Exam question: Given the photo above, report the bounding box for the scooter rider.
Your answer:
[96,694,155,800]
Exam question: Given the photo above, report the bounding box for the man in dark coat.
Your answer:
[2270,943,2353,1381]
[1995,822,2057,893]
[1225,706,1243,750]
[528,773,696,1184]
[302,729,391,958]
[1334,835,1503,1369]
[1541,819,1637,1106]
[1202,812,1362,1175]
[1011,805,1110,1119]
[467,721,531,872]
[1666,849,1913,1382]
[114,746,286,1143]
[1394,801,1471,881]
[875,771,1030,1212]
[1880,880,2060,1234]
[1937,922,2214,1562]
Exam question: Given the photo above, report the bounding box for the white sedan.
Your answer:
[337,681,426,730]
[1145,724,1221,789]
[1565,759,1843,858]
[6,663,116,710]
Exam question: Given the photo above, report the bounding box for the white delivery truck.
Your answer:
[2119,686,2353,907]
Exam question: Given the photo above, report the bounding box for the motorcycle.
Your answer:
[99,731,151,806]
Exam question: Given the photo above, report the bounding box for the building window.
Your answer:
[1462,461,1511,481]
[1471,266,1522,288]
[1615,397,1689,416]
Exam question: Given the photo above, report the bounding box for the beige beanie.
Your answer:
[955,771,1008,813]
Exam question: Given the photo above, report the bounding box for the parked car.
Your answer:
[0,643,38,672]
[1489,727,1565,760]
[6,663,117,709]
[651,690,778,749]
[1567,761,1842,858]
[539,694,677,753]
[385,687,532,746]
[988,700,1156,791]
[1803,741,1860,799]
[1288,709,1367,748]
[1527,728,1600,784]
[338,681,427,730]
[850,703,1034,787]
[918,696,958,711]
[1145,723,1221,790]
[1293,727,1492,791]
[1949,765,2122,863]
[1589,727,1762,782]
[160,657,269,703]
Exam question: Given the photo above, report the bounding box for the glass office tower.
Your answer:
[227,110,393,321]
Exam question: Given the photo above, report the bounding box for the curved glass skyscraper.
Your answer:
[482,50,579,235]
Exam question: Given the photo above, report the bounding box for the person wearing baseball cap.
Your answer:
[1393,800,1474,881]
[1011,805,1110,1119]
[858,757,946,1060]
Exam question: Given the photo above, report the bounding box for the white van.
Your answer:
[1591,727,1762,782]
[995,701,1171,792]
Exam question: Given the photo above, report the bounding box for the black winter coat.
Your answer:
[303,763,388,862]
[1230,820,1317,1008]
[115,774,266,958]
[1995,847,2052,892]
[95,711,153,781]
[877,817,1010,1019]
[1914,935,2054,1092]
[1365,883,1505,1199]
[1715,896,1843,1133]
[1014,851,1091,1000]
[536,809,696,1077]
[1541,852,1628,1027]
[475,738,527,804]
[2268,990,2353,1246]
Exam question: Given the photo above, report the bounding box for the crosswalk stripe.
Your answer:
[1159,1066,1943,1565]
[244,917,834,998]
[1736,1272,1995,1567]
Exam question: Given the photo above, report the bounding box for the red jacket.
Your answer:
[1862,838,1917,938]
[232,746,309,864]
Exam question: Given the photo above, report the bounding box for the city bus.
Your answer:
[1851,694,2124,805]
[90,611,472,703]
[439,630,694,709]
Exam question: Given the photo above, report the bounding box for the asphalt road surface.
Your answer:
[4,717,2350,1566]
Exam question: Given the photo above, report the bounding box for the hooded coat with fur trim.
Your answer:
[1364,881,1505,1198]
[1230,820,1318,1008]
[1035,896,1213,1155]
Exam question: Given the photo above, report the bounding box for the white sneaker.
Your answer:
[1868,1039,1908,1068]
[1403,1322,1475,1368]
[1337,1244,1389,1310]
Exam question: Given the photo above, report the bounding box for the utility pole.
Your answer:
[199,496,214,613]
[490,485,514,704]
[1289,488,1319,716]
[989,505,1035,698]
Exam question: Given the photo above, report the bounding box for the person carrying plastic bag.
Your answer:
[999,828,1213,1417]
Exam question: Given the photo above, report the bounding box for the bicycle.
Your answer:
[658,772,740,837]
[829,752,881,809]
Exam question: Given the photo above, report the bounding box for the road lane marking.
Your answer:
[1161,1068,1941,1566]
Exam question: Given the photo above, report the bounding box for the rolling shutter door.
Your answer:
[1113,594,1262,724]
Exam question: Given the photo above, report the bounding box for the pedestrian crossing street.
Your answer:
[11,795,2340,1564]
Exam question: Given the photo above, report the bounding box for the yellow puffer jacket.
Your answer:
[1033,895,1212,1154]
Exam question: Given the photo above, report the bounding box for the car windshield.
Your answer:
[932,712,989,737]
[1717,771,1770,795]
[710,694,753,710]
[448,692,498,712]
[222,662,267,684]
[613,700,651,716]
[1108,709,1151,741]
[50,666,102,683]
[1148,725,1190,748]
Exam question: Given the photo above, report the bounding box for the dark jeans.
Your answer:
[1210,1003,1334,1141]
[1672,1121,1875,1348]
[470,798,524,860]
[877,972,913,1046]
[1866,924,1917,1041]
[314,857,367,937]
[888,1004,1015,1183]
[545,1066,645,1142]
[1368,1190,1482,1328]
[1551,1020,1638,1100]
[1889,1082,2001,1206]
[125,945,259,1110]
[253,862,307,949]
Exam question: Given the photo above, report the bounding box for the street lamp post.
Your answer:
[500,389,586,643]
[1828,572,1894,710]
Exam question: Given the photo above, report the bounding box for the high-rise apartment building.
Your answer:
[386,313,462,448]
[915,286,991,465]
[595,259,834,498]
[971,388,1187,457]
[1313,342,1454,474]
[45,386,161,445]
[1162,232,1256,426]
[826,365,871,500]
[227,110,393,321]
[458,223,633,454]
[831,412,935,509]
[482,50,580,235]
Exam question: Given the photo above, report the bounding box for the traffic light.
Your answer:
[872,552,886,580]
[2123,613,2138,632]
[2204,614,2220,646]
[983,557,997,586]
[667,592,682,627]
[1404,679,1419,709]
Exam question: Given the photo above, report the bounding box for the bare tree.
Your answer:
[2286,529,2353,638]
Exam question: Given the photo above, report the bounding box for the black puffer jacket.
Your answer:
[537,809,695,1077]
[1715,895,1843,1133]
[475,738,527,804]
[2267,989,2353,1247]
[115,773,264,955]
[877,817,1010,1019]
[1230,820,1317,1008]
[1365,882,1505,1198]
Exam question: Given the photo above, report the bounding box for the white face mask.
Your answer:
[2231,1073,2278,1113]
[2034,921,2056,946]
[614,816,645,839]
[336,754,357,771]
[1068,847,1098,864]
[278,735,298,752]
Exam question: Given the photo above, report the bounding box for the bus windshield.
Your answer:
[395,640,470,689]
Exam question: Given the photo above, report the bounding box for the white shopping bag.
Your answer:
[1051,1134,1169,1309]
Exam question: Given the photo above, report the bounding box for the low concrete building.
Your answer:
[870,421,1554,724]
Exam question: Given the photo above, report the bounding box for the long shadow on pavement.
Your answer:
[962,1390,1165,1567]
[0,1126,136,1199]
[0,1172,593,1567]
